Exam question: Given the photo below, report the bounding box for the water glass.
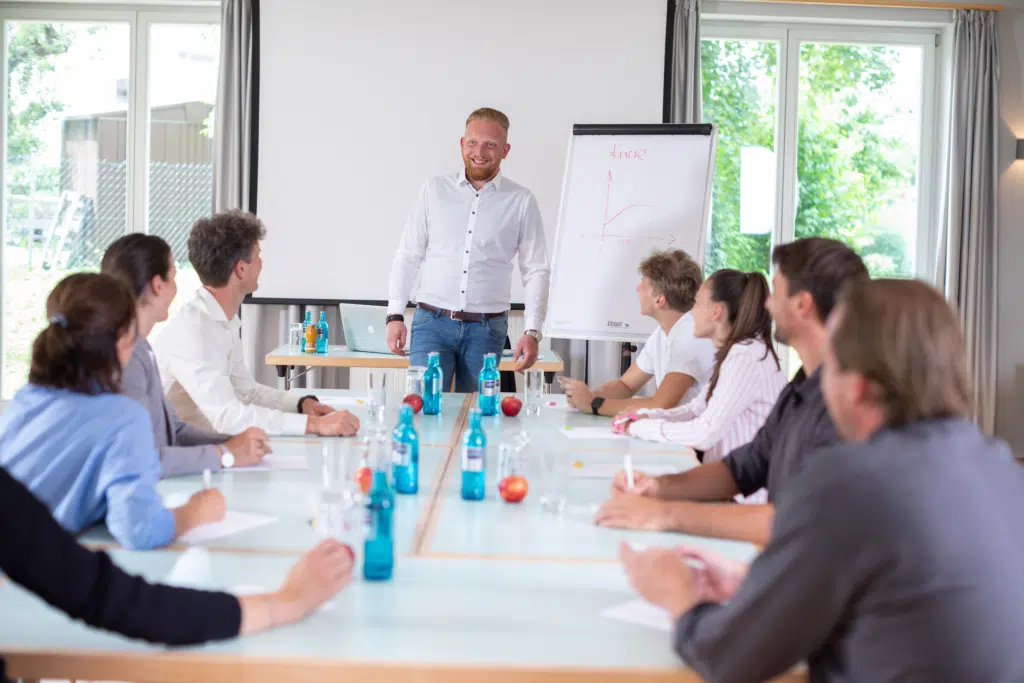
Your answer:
[538,450,569,515]
[314,440,364,570]
[405,366,426,397]
[288,323,304,353]
[524,370,544,416]
[367,371,387,415]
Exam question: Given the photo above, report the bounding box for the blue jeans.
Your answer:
[410,307,508,393]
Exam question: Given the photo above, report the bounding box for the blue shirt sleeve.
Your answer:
[100,405,176,550]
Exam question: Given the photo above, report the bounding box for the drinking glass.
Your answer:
[405,366,426,397]
[538,450,568,515]
[288,323,304,353]
[524,370,544,416]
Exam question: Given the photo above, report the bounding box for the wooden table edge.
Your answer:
[3,649,807,683]
[263,353,564,373]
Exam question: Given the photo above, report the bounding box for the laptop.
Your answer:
[339,303,408,355]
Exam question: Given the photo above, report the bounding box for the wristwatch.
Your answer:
[591,396,606,416]
[217,444,235,469]
[297,394,318,413]
[525,329,542,343]
[386,314,405,324]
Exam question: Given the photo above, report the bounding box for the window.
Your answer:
[1,8,219,398]
[701,23,940,280]
[701,20,941,374]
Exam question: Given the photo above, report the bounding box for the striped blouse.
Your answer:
[629,339,786,502]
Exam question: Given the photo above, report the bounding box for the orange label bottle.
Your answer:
[305,323,317,354]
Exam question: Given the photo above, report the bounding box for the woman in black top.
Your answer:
[0,466,353,682]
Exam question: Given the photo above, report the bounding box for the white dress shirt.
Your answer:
[635,313,717,406]
[151,288,308,436]
[387,170,551,331]
[631,339,787,503]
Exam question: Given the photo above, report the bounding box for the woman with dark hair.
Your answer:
[101,234,270,477]
[612,270,786,501]
[0,273,224,549]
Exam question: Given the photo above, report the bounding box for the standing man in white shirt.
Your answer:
[153,210,360,437]
[385,108,551,392]
[559,249,716,417]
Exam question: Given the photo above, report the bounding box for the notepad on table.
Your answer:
[177,511,278,545]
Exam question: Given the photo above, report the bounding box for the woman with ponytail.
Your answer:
[613,270,786,500]
[0,273,226,549]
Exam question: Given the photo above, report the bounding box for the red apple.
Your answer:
[501,395,522,417]
[499,475,529,503]
[355,466,373,494]
[402,393,424,414]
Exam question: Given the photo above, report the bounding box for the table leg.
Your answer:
[544,371,556,393]
[275,364,291,391]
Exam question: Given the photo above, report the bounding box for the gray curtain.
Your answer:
[939,10,999,433]
[669,0,702,124]
[213,0,255,212]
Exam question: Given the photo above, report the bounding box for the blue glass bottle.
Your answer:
[423,351,443,415]
[391,404,419,495]
[300,311,312,353]
[461,410,486,501]
[478,352,500,416]
[315,311,329,354]
[363,440,394,581]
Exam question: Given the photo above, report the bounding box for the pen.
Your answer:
[624,455,634,489]
[202,468,211,490]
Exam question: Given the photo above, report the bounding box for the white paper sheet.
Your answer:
[163,547,213,588]
[319,395,367,408]
[238,453,308,472]
[560,426,628,440]
[601,599,673,632]
[177,511,278,545]
[570,463,682,479]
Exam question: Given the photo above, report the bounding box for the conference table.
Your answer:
[265,345,565,390]
[0,391,804,683]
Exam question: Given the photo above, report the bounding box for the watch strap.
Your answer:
[297,394,318,413]
[386,314,405,324]
[591,396,606,416]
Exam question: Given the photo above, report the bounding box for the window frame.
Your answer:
[0,4,219,396]
[701,19,945,282]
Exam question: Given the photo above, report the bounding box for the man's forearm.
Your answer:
[656,460,741,502]
[598,396,672,416]
[663,501,775,545]
[594,379,635,400]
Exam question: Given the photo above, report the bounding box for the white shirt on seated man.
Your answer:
[153,210,360,437]
[559,249,715,418]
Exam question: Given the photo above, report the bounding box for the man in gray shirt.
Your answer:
[596,238,868,545]
[620,278,1024,683]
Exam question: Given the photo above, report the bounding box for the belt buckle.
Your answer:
[449,309,459,321]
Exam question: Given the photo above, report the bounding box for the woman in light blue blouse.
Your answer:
[0,273,226,549]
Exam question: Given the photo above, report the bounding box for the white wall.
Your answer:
[996,3,1024,454]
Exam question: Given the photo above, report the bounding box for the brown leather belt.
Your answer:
[417,302,506,323]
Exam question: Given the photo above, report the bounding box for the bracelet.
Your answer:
[297,394,318,413]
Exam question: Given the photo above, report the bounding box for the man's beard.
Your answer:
[463,156,499,182]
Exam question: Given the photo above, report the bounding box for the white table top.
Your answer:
[2,390,795,683]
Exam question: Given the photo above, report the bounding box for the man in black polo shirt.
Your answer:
[595,237,868,545]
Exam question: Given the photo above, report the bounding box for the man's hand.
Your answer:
[676,544,749,604]
[513,334,539,371]
[611,470,660,497]
[619,542,700,618]
[307,410,360,437]
[224,427,272,467]
[558,376,595,412]
[594,493,671,530]
[386,320,408,356]
[301,399,334,417]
